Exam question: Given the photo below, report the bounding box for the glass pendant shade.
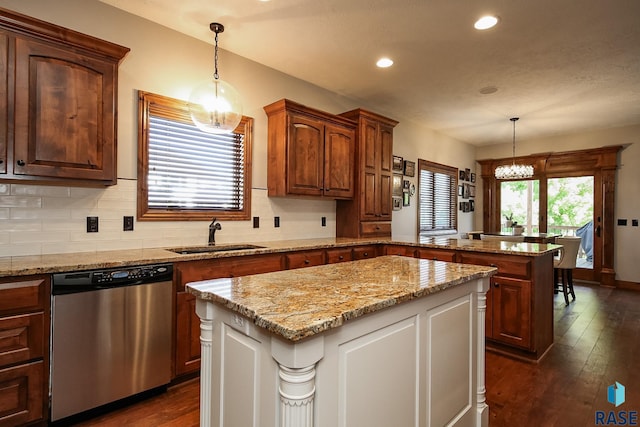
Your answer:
[495,163,534,180]
[495,117,533,180]
[188,78,242,134]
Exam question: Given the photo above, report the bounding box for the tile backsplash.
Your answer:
[0,179,336,257]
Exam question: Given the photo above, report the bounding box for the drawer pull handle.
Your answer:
[17,159,26,167]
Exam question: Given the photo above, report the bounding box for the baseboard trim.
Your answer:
[616,279,640,291]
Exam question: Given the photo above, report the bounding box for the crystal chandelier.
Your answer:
[188,23,243,134]
[494,117,533,180]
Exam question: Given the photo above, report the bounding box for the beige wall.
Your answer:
[476,125,640,283]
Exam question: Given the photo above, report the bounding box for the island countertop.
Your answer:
[0,236,558,278]
[186,255,496,341]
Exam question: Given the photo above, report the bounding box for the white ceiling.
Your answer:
[100,0,640,146]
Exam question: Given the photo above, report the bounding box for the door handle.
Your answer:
[596,225,601,237]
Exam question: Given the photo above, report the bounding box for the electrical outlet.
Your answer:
[87,216,99,233]
[617,219,627,226]
[123,216,134,231]
[633,219,638,227]
[321,217,327,227]
[253,216,260,228]
[274,216,280,228]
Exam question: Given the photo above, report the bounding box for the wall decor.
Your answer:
[459,170,466,181]
[459,185,464,196]
[463,183,470,199]
[403,191,410,206]
[465,168,471,181]
[471,172,476,183]
[393,155,404,172]
[403,160,415,177]
[393,173,403,196]
[469,200,475,212]
[393,196,402,211]
[469,185,475,198]
[403,179,410,191]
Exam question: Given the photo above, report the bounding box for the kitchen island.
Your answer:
[187,255,496,427]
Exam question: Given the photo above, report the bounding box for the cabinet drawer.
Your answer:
[325,248,353,264]
[360,221,391,236]
[286,250,326,269]
[0,360,44,426]
[384,245,416,257]
[0,278,47,315]
[176,254,284,290]
[458,252,531,279]
[416,248,457,262]
[353,246,378,260]
[0,313,44,367]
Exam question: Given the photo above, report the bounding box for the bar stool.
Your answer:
[554,236,582,305]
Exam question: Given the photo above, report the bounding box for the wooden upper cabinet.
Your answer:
[0,8,129,185]
[0,32,6,175]
[336,109,398,237]
[264,99,356,200]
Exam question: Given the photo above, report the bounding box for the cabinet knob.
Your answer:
[16,159,26,167]
[490,263,497,268]
[375,226,380,230]
[494,282,500,288]
[304,259,310,264]
[0,159,3,164]
[363,252,369,257]
[338,256,344,260]
[433,257,438,261]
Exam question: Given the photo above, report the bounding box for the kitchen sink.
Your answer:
[167,244,265,255]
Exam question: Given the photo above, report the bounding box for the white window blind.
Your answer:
[418,159,458,235]
[147,116,245,210]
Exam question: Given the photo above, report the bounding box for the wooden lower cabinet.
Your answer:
[175,292,201,378]
[487,276,532,349]
[325,247,353,264]
[0,276,48,426]
[352,245,379,260]
[285,250,326,269]
[384,244,417,257]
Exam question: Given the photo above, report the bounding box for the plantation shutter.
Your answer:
[418,159,458,235]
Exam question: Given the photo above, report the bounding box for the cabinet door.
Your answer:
[287,114,324,196]
[0,360,43,426]
[0,33,6,175]
[378,124,394,220]
[353,245,378,260]
[323,123,354,199]
[491,276,532,349]
[326,247,353,264]
[13,38,116,182]
[175,292,201,376]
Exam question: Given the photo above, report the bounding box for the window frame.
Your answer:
[137,91,252,221]
[417,159,458,236]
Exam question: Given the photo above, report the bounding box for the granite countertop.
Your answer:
[187,255,496,341]
[0,236,559,278]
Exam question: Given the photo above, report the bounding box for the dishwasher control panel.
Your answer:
[52,263,173,294]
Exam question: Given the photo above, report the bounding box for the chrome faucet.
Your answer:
[208,218,222,245]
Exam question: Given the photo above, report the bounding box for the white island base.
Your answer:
[194,274,490,427]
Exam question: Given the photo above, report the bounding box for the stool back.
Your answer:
[555,236,582,269]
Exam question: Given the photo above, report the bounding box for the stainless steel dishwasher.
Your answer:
[50,263,173,422]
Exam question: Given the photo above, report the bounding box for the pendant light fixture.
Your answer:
[494,117,534,180]
[188,22,243,134]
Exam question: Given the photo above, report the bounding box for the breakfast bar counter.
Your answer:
[187,255,496,427]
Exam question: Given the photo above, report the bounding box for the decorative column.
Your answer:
[476,278,490,427]
[278,364,317,427]
[196,299,215,427]
[272,335,325,427]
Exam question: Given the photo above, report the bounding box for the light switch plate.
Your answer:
[87,216,99,233]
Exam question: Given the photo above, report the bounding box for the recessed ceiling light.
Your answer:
[376,57,393,68]
[474,15,499,30]
[479,86,498,95]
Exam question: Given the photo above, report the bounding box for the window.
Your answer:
[418,159,457,235]
[137,91,252,221]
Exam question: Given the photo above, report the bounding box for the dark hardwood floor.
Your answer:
[75,282,639,427]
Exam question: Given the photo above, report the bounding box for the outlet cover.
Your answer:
[321,217,327,227]
[274,216,280,228]
[633,219,639,227]
[617,218,628,226]
[253,216,260,228]
[87,216,99,233]
[123,216,134,231]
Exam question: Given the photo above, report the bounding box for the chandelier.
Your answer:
[494,117,534,180]
[188,23,243,134]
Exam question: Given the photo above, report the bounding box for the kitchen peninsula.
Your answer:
[187,256,496,427]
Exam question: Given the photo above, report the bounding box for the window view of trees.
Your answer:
[500,180,539,233]
[546,177,594,235]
